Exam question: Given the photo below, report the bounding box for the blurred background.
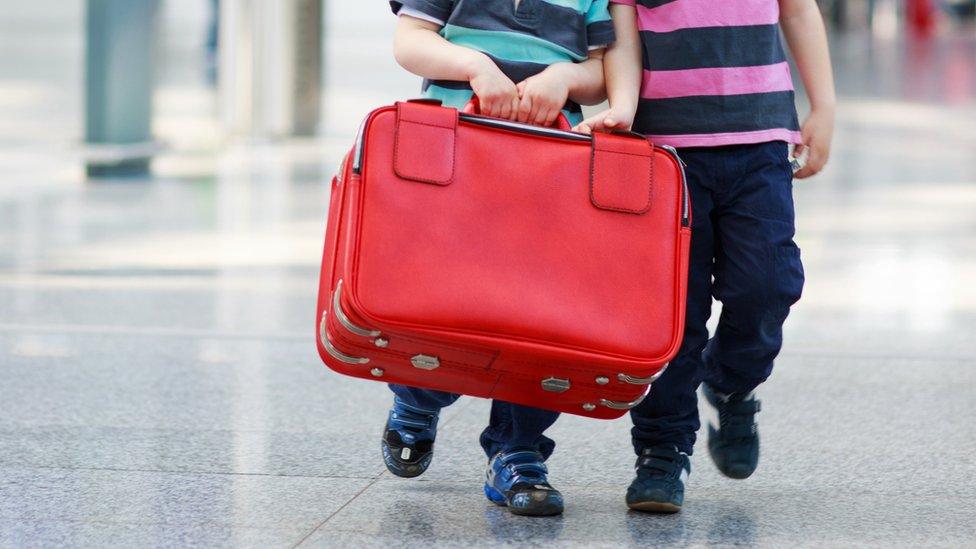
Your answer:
[0,1,974,547]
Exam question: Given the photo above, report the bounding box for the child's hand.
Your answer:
[573,107,635,134]
[793,107,834,179]
[468,54,520,120]
[515,65,571,127]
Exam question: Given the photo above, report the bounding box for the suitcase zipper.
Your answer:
[352,116,369,174]
[459,115,592,142]
[660,145,690,228]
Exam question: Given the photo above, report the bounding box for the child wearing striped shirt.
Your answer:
[578,0,835,512]
[383,0,614,517]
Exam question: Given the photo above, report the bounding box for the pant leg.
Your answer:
[388,384,461,412]
[392,387,558,459]
[703,142,805,395]
[630,148,718,456]
[480,401,560,460]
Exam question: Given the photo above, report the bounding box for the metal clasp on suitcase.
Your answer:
[326,280,446,374]
[579,364,669,412]
[616,363,669,386]
[319,311,370,365]
[578,384,652,412]
[597,385,652,410]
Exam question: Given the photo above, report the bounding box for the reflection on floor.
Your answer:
[1,4,975,547]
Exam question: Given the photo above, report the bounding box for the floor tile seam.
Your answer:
[314,521,580,539]
[775,352,976,362]
[0,405,487,449]
[0,425,391,437]
[0,400,484,436]
[290,475,385,549]
[291,397,482,545]
[0,324,307,341]
[0,516,309,533]
[0,275,319,286]
[3,324,974,361]
[435,394,479,429]
[329,478,976,502]
[0,464,384,482]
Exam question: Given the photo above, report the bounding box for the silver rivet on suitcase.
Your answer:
[370,368,385,377]
[582,403,596,411]
[595,376,610,385]
[374,337,389,348]
[411,354,440,370]
[541,377,571,393]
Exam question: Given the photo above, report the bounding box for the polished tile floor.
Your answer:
[1,4,975,548]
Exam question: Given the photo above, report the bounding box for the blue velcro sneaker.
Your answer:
[381,397,439,478]
[626,445,691,513]
[703,383,761,479]
[484,449,564,517]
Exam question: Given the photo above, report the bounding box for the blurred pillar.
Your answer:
[218,0,323,138]
[827,0,848,29]
[85,0,160,178]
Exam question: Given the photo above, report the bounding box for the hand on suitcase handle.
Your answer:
[462,96,573,132]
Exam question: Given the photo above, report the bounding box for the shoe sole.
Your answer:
[507,503,564,517]
[707,437,757,480]
[717,461,755,480]
[627,501,682,514]
[484,484,563,517]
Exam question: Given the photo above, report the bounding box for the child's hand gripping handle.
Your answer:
[462,96,573,131]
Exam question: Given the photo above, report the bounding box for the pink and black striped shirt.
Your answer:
[610,0,802,148]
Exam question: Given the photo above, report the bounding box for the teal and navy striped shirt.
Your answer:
[390,0,615,125]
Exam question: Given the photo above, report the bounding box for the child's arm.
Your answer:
[514,50,607,127]
[574,4,642,133]
[779,0,836,179]
[393,15,520,120]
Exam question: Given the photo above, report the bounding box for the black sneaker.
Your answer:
[702,383,761,479]
[626,444,690,513]
[381,397,439,478]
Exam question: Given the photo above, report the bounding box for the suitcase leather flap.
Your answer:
[394,101,458,186]
[590,132,653,215]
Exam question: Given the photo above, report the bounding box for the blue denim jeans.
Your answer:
[631,141,805,455]
[389,385,559,460]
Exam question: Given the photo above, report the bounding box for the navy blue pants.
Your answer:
[389,385,559,460]
[631,141,805,455]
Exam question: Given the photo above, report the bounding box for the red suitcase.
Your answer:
[316,100,691,419]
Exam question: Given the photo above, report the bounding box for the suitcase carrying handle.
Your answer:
[393,101,656,216]
[589,132,655,215]
[462,96,573,132]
